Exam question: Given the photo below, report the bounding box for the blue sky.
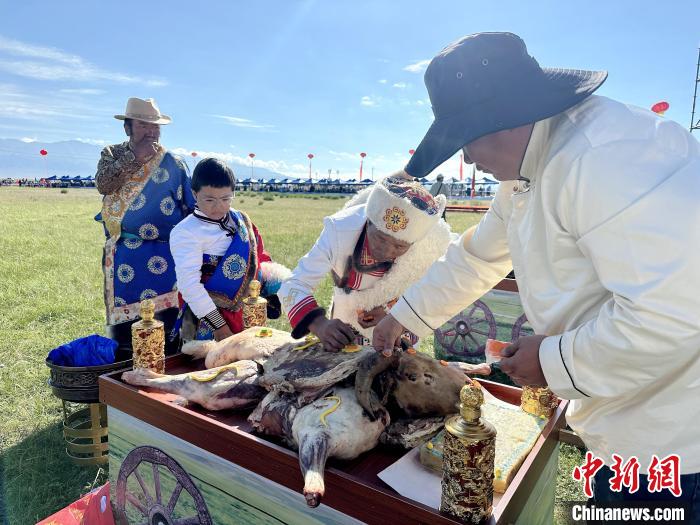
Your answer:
[1,0,699,179]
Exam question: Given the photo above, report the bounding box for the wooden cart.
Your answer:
[100,354,567,525]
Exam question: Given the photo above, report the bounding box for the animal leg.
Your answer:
[297,431,330,508]
[450,361,491,376]
[181,339,217,360]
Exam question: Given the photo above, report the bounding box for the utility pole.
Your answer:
[691,47,700,133]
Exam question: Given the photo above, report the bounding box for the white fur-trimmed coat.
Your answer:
[279,202,453,339]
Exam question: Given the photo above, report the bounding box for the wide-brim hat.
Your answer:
[114,97,172,125]
[366,175,446,244]
[406,32,607,177]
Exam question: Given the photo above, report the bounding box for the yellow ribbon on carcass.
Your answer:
[294,335,361,353]
[190,363,239,382]
[294,334,321,351]
[319,396,341,427]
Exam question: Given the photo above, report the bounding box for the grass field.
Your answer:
[0,187,583,524]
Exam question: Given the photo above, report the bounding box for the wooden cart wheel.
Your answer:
[511,313,533,342]
[434,300,497,359]
[115,446,212,525]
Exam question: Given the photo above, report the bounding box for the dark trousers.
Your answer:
[592,465,700,523]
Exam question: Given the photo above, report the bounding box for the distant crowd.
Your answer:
[1,177,95,188]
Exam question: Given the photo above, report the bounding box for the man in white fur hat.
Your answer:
[279,174,452,351]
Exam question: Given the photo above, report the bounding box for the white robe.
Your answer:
[391,95,700,472]
[280,202,452,340]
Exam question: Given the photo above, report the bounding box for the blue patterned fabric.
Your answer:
[173,211,253,341]
[97,153,195,312]
[203,210,251,299]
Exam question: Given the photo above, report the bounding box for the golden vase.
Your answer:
[440,380,497,524]
[242,280,267,329]
[131,299,165,373]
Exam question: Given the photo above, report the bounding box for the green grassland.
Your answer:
[0,187,583,524]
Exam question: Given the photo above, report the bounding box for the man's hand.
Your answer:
[449,361,492,376]
[309,317,355,352]
[499,335,548,387]
[357,306,387,329]
[372,313,405,356]
[213,325,234,342]
[131,139,158,164]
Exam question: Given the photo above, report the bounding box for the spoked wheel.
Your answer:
[435,300,497,359]
[511,313,533,342]
[115,446,212,525]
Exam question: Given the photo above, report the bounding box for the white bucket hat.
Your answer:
[114,97,172,125]
[366,175,446,244]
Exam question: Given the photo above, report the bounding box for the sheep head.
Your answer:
[355,351,468,420]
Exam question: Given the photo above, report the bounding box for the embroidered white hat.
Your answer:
[366,175,446,244]
[114,97,172,125]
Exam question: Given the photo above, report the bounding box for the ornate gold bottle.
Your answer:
[131,299,165,373]
[440,381,497,524]
[520,386,558,419]
[242,280,267,329]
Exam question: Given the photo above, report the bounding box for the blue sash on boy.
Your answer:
[174,209,259,340]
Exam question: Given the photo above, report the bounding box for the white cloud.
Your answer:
[170,147,308,177]
[403,59,430,73]
[0,85,100,121]
[378,79,387,84]
[0,35,167,86]
[360,95,379,107]
[59,88,106,95]
[392,82,407,89]
[75,137,108,146]
[328,150,367,161]
[20,136,36,143]
[213,115,276,131]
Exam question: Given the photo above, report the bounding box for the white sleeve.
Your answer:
[539,156,700,400]
[391,194,512,337]
[279,217,336,327]
[169,227,217,319]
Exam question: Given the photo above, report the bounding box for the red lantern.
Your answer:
[40,149,48,156]
[408,149,415,155]
[307,153,314,159]
[248,153,255,158]
[191,151,197,157]
[651,101,669,116]
[360,152,367,158]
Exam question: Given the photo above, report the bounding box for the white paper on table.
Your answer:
[377,447,442,509]
[378,388,512,511]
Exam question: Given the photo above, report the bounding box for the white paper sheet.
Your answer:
[377,447,442,509]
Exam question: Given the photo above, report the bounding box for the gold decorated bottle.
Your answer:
[242,280,267,329]
[520,386,558,419]
[440,380,496,524]
[131,299,165,373]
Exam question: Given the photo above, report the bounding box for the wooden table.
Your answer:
[100,354,568,524]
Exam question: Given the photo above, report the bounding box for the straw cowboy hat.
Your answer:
[114,97,172,125]
[406,32,607,177]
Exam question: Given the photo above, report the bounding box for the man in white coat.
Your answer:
[279,175,452,351]
[373,32,700,515]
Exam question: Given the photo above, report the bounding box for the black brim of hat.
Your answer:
[406,68,607,178]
